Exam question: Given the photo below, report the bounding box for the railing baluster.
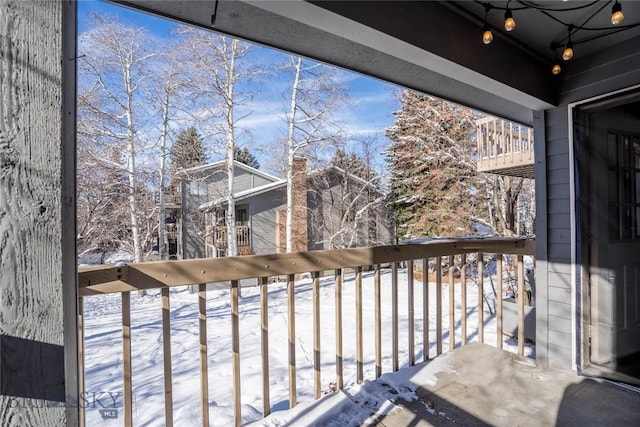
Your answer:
[287,274,297,407]
[356,267,363,384]
[313,271,321,397]
[231,280,241,427]
[335,269,343,389]
[162,288,173,427]
[260,277,270,416]
[78,296,86,427]
[407,260,415,366]
[497,255,504,349]
[374,264,382,377]
[422,258,429,361]
[198,284,209,427]
[461,254,468,346]
[122,292,133,427]
[392,262,399,371]
[478,252,484,344]
[517,255,525,357]
[449,255,455,352]
[436,257,442,355]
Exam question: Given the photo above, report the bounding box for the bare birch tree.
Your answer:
[77,14,158,263]
[178,29,253,257]
[282,56,345,252]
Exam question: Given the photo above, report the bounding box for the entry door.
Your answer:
[587,107,640,381]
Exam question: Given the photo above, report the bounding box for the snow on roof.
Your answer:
[177,160,280,183]
[198,179,287,211]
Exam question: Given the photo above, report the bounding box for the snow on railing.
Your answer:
[77,238,535,427]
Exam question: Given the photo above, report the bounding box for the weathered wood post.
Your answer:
[0,1,78,426]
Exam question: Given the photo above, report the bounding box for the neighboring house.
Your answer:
[172,158,393,259]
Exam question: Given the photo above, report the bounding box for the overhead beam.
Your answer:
[116,0,556,124]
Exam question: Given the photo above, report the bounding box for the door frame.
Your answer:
[568,84,640,373]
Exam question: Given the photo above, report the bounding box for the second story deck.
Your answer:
[476,116,535,179]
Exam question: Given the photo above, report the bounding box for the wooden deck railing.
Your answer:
[77,238,535,427]
[476,116,535,178]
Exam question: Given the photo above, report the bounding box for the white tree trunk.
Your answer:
[158,89,170,259]
[225,38,239,257]
[125,66,143,263]
[285,57,302,253]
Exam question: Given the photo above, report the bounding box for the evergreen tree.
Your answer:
[385,90,484,239]
[170,127,206,169]
[331,148,377,183]
[234,146,260,169]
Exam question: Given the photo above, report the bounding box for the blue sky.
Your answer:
[77,0,400,175]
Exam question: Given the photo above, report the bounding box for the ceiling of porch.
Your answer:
[116,1,640,125]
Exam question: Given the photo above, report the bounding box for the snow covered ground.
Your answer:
[82,266,534,426]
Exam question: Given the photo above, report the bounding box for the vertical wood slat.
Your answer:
[122,292,133,427]
[497,255,504,349]
[477,252,484,344]
[355,267,363,384]
[392,262,399,371]
[407,260,415,366]
[198,284,209,427]
[78,297,86,427]
[260,277,271,416]
[448,255,455,352]
[422,258,429,361]
[287,274,297,407]
[435,257,443,356]
[374,265,382,377]
[161,288,173,427]
[335,269,343,389]
[231,281,241,427]
[517,255,525,357]
[460,254,467,346]
[313,272,321,397]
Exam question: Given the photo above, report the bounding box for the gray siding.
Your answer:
[248,188,286,255]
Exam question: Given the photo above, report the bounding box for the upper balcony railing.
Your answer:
[77,238,535,427]
[476,116,535,178]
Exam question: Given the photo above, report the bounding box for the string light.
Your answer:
[475,1,637,74]
[482,24,494,44]
[504,8,516,32]
[611,1,624,25]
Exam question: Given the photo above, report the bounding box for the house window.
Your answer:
[189,181,206,196]
[607,132,640,240]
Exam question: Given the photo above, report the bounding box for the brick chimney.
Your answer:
[291,157,308,252]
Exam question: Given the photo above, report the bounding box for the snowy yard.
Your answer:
[82,266,534,426]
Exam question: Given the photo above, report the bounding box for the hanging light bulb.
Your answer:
[504,8,516,31]
[562,40,573,61]
[552,63,562,75]
[482,24,493,44]
[611,1,624,25]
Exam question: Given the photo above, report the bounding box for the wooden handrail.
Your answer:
[78,238,534,296]
[78,238,536,425]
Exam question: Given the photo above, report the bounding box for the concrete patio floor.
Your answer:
[375,343,640,426]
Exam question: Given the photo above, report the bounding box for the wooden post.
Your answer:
[478,252,484,344]
[231,280,241,427]
[161,288,174,426]
[198,284,209,427]
[497,255,504,349]
[436,257,443,355]
[449,255,455,351]
[355,267,363,384]
[517,255,525,357]
[407,260,415,366]
[287,274,297,407]
[374,265,382,377]
[78,297,86,427]
[313,272,321,397]
[422,258,430,360]
[0,2,78,425]
[260,277,270,416]
[392,262,399,371]
[122,292,133,427]
[460,254,467,346]
[335,269,343,389]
